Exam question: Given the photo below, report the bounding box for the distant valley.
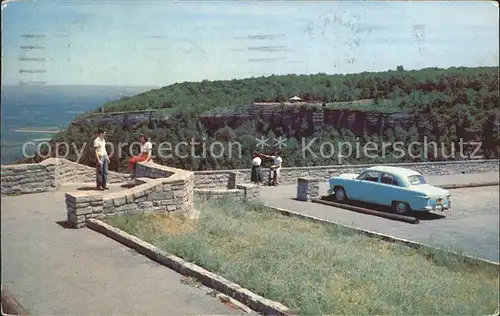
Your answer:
[1,84,156,164]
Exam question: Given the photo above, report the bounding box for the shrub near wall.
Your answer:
[194,159,500,188]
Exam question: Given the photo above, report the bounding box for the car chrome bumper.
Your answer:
[422,204,450,212]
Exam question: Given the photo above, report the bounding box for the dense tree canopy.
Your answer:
[29,66,499,171]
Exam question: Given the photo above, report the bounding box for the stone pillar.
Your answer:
[236,183,260,201]
[228,171,244,189]
[66,192,104,228]
[296,177,320,201]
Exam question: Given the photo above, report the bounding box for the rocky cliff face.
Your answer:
[71,106,416,136]
[71,110,170,130]
[198,106,416,136]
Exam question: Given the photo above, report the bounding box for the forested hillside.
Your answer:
[29,66,499,171]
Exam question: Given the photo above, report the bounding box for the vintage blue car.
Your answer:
[327,166,451,214]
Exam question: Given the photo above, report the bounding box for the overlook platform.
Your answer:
[1,184,249,316]
[1,158,498,314]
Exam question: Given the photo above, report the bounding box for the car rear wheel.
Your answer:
[334,187,347,202]
[392,201,410,214]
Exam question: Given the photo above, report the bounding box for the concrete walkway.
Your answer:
[260,172,500,262]
[1,184,248,315]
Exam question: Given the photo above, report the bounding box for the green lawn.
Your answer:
[105,199,499,315]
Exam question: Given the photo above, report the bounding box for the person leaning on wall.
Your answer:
[128,133,153,179]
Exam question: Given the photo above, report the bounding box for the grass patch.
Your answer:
[104,199,499,315]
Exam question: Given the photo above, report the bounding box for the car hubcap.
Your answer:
[336,190,345,201]
[397,202,405,213]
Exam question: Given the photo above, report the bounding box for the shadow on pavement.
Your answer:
[76,186,100,191]
[409,211,445,220]
[55,220,75,229]
[292,196,446,221]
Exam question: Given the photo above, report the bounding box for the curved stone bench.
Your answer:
[65,161,194,228]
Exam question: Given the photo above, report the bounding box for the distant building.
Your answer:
[289,96,302,103]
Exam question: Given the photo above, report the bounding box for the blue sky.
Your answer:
[2,0,498,86]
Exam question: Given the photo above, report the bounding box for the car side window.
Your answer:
[358,171,379,182]
[381,173,399,186]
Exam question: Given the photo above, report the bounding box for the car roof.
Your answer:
[365,165,422,177]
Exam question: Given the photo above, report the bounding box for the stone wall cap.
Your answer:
[195,188,241,193]
[236,183,258,189]
[65,191,103,198]
[193,159,500,174]
[138,161,192,176]
[39,158,59,165]
[297,177,320,181]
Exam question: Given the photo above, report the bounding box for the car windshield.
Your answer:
[407,175,427,185]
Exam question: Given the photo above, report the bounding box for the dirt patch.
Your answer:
[152,213,196,236]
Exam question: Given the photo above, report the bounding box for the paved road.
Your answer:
[1,184,249,316]
[260,172,500,262]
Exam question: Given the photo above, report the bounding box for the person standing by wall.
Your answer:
[93,128,110,190]
[250,152,262,184]
[260,151,283,185]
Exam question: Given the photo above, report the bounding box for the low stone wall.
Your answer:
[0,159,57,195]
[1,158,129,196]
[194,159,500,188]
[236,184,260,200]
[65,161,194,228]
[66,193,104,227]
[194,183,260,202]
[296,177,320,202]
[3,158,499,196]
[195,188,244,201]
[56,158,128,185]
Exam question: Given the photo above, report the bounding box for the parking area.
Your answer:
[260,179,499,262]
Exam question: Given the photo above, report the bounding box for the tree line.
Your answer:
[26,66,498,171]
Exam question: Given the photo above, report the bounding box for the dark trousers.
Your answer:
[250,165,262,183]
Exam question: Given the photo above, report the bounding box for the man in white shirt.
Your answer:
[261,151,283,185]
[93,128,110,190]
[250,152,262,184]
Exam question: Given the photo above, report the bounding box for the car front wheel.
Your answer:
[392,201,410,214]
[334,187,347,202]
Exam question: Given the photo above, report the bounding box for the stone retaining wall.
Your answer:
[1,158,129,196]
[56,158,128,185]
[2,158,499,195]
[194,188,245,201]
[0,159,57,195]
[194,183,260,202]
[65,161,194,228]
[194,159,499,188]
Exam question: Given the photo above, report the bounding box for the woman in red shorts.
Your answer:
[129,134,152,177]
